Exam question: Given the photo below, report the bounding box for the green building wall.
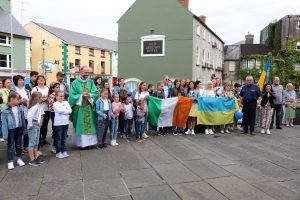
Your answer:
[118,0,194,84]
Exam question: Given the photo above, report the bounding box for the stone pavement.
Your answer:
[0,126,300,200]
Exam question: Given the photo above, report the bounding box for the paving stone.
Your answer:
[130,184,181,200]
[84,178,129,200]
[138,148,177,165]
[153,162,201,184]
[37,180,83,200]
[150,135,184,147]
[278,179,300,194]
[163,145,203,161]
[171,181,228,200]
[207,176,275,200]
[183,159,232,179]
[121,168,165,189]
[252,181,300,200]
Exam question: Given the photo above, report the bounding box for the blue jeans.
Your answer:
[54,125,69,153]
[136,121,144,139]
[125,119,132,139]
[28,121,40,150]
[7,127,23,162]
[111,117,119,141]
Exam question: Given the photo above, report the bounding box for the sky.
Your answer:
[12,0,300,44]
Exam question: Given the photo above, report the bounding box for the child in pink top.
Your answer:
[111,94,124,146]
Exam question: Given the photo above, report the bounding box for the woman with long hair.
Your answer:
[185,81,200,135]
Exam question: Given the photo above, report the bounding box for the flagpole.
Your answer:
[10,0,14,79]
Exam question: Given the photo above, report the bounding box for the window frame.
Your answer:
[101,61,105,74]
[229,61,236,72]
[296,42,300,50]
[0,54,11,68]
[296,20,300,29]
[75,46,81,55]
[89,48,94,57]
[75,59,81,71]
[101,50,106,58]
[0,35,11,46]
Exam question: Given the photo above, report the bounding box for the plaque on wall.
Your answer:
[141,35,165,57]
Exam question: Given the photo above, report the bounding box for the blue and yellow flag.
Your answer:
[197,97,238,125]
[257,57,271,91]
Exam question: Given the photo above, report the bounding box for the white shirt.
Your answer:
[163,85,169,99]
[199,89,204,97]
[124,104,134,119]
[15,87,29,118]
[202,89,216,97]
[31,86,49,111]
[27,104,44,128]
[135,91,149,108]
[53,101,72,126]
[11,106,20,127]
[102,99,109,111]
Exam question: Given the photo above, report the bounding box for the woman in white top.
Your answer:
[31,75,50,147]
[134,82,149,138]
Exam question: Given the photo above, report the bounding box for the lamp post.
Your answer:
[10,0,14,79]
[42,39,46,75]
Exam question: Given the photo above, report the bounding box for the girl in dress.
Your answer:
[185,81,200,135]
[285,96,297,127]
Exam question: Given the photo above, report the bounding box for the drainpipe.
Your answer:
[110,51,113,76]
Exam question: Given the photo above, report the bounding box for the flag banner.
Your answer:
[257,57,271,91]
[148,96,192,128]
[197,97,236,125]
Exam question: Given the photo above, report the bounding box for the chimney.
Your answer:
[199,15,206,24]
[178,0,189,9]
[245,32,254,44]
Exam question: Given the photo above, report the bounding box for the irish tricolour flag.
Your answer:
[148,96,193,128]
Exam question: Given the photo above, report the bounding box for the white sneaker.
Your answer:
[225,129,231,134]
[205,129,209,135]
[191,130,195,135]
[110,141,116,146]
[62,152,69,158]
[142,133,149,139]
[17,158,25,167]
[291,124,294,127]
[51,147,56,154]
[56,152,64,159]
[115,141,119,146]
[185,130,191,135]
[286,124,290,127]
[260,129,265,134]
[266,129,271,135]
[220,130,225,134]
[0,138,5,142]
[209,129,214,134]
[8,162,14,170]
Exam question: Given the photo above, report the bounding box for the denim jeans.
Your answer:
[271,104,283,128]
[28,121,40,150]
[7,127,23,162]
[0,113,3,138]
[136,121,144,139]
[54,125,68,153]
[97,113,110,145]
[111,117,119,141]
[125,119,133,139]
[39,111,50,147]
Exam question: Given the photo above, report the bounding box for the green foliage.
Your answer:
[265,22,281,52]
[286,38,300,51]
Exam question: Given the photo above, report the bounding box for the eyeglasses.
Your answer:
[165,78,169,81]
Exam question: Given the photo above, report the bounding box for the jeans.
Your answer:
[97,113,110,145]
[271,104,283,128]
[136,121,144,139]
[54,125,68,153]
[0,112,3,138]
[125,119,133,139]
[118,115,125,134]
[28,121,40,150]
[7,127,23,162]
[242,102,257,132]
[40,111,50,144]
[111,117,119,141]
[23,119,28,148]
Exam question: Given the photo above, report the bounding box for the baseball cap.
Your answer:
[56,71,66,77]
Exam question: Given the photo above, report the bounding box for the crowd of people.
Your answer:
[0,66,298,170]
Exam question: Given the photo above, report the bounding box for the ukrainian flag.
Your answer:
[197,97,238,125]
[257,57,271,91]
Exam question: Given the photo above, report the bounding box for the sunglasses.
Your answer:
[165,78,169,81]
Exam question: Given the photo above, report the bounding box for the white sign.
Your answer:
[38,61,56,72]
[141,35,165,57]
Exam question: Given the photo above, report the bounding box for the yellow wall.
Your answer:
[24,22,112,84]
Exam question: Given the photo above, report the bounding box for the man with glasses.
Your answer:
[162,75,171,99]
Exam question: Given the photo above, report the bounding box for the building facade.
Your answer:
[24,22,118,83]
[0,2,31,78]
[118,0,224,88]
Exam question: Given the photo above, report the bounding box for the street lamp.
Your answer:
[10,0,14,79]
[42,39,46,75]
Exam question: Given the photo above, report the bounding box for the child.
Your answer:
[111,94,123,146]
[202,81,216,135]
[220,82,238,134]
[185,81,200,135]
[53,91,72,158]
[152,82,165,135]
[260,84,275,134]
[135,100,147,142]
[123,96,134,140]
[96,89,112,149]
[27,92,44,166]
[1,93,26,170]
[286,96,297,127]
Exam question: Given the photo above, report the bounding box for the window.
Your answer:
[241,60,247,69]
[101,61,105,74]
[208,33,211,43]
[75,59,80,70]
[196,25,201,36]
[0,35,10,46]
[203,29,206,40]
[256,60,262,68]
[89,48,94,56]
[202,49,205,65]
[0,54,11,68]
[101,50,105,58]
[89,60,94,70]
[75,46,81,54]
[296,20,300,29]
[248,59,255,69]
[196,47,200,66]
[207,52,210,65]
[296,42,300,50]
[69,62,74,69]
[229,61,236,72]
[295,63,300,71]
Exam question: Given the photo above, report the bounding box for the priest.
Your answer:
[69,66,99,149]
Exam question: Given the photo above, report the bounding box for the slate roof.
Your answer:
[0,8,30,38]
[32,22,117,52]
[224,45,240,61]
[240,44,271,56]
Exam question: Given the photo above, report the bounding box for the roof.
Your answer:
[0,8,30,38]
[240,44,271,56]
[224,45,240,61]
[32,22,117,51]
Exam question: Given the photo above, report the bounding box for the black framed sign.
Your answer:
[141,35,165,57]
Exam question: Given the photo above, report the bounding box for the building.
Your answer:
[118,0,224,89]
[224,33,271,84]
[24,22,118,83]
[0,1,31,78]
[260,15,300,50]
